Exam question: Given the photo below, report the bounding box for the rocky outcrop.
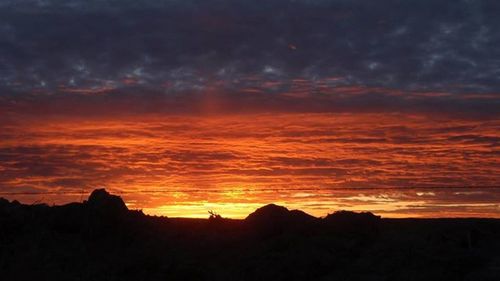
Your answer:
[85,188,128,214]
[245,204,317,237]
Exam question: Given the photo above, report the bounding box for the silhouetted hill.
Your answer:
[86,188,128,214]
[245,204,317,237]
[323,210,381,238]
[325,210,381,222]
[1,189,499,281]
[246,204,316,223]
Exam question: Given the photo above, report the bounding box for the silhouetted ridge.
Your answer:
[0,197,9,208]
[85,188,128,213]
[323,210,381,238]
[324,210,381,223]
[1,190,500,281]
[244,204,317,236]
[245,204,316,223]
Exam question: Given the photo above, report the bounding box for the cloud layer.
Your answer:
[1,0,499,217]
[1,114,499,217]
[1,0,499,117]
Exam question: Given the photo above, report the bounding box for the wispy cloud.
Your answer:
[1,113,498,217]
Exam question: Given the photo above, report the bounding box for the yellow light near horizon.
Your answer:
[1,112,499,218]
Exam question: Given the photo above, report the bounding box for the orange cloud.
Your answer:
[0,113,499,218]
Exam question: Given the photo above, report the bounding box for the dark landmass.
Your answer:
[1,189,499,281]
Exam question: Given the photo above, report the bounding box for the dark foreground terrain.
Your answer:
[1,189,499,281]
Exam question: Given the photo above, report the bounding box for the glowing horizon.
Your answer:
[1,113,499,218]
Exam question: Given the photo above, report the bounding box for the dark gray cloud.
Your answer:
[1,0,499,117]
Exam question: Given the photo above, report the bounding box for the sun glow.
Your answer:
[1,113,499,218]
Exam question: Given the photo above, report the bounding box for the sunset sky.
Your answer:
[1,0,499,218]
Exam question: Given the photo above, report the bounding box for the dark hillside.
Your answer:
[1,189,499,281]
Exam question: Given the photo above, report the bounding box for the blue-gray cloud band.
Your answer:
[1,0,499,116]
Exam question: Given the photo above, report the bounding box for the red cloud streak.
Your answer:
[0,113,499,218]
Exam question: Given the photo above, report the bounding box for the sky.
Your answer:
[0,0,499,218]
